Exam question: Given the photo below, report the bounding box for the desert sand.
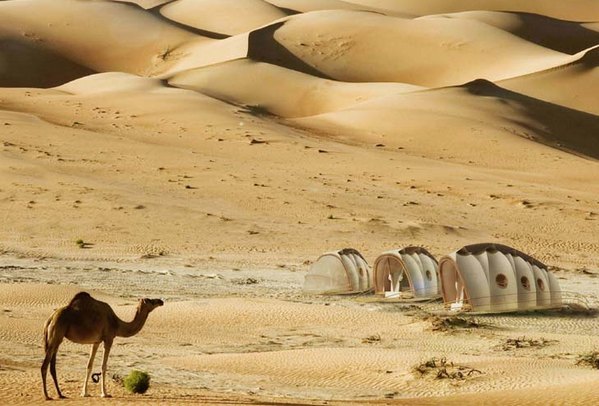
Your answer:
[0,0,598,404]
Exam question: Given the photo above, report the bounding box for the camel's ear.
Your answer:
[141,298,164,307]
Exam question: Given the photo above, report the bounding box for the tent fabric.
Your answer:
[303,248,372,294]
[439,243,562,312]
[373,247,439,298]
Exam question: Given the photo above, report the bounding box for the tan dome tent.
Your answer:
[439,243,562,313]
[373,247,439,298]
[304,248,372,294]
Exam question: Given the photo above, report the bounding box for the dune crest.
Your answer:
[160,0,289,36]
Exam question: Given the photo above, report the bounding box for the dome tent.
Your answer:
[373,247,439,298]
[303,248,372,294]
[439,243,562,313]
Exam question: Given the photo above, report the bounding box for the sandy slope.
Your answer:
[160,0,288,36]
[0,0,197,76]
[1,0,599,404]
[501,47,599,115]
[0,38,95,88]
[441,11,599,54]
[169,59,422,117]
[342,0,599,21]
[115,0,175,9]
[256,10,571,86]
[295,79,599,160]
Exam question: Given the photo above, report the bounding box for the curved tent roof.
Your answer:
[439,243,562,312]
[373,246,439,298]
[304,248,372,294]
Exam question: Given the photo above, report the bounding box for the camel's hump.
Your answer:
[67,291,92,307]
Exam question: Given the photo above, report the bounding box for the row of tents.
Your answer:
[303,243,563,313]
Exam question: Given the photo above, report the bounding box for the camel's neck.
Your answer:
[116,306,149,338]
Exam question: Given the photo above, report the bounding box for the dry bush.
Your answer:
[576,351,599,369]
[500,336,556,351]
[362,334,381,344]
[427,315,482,332]
[413,357,482,380]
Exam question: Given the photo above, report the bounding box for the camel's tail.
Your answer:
[43,318,51,352]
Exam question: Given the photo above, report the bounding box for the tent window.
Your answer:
[425,270,432,281]
[520,276,531,290]
[537,278,545,291]
[495,274,508,289]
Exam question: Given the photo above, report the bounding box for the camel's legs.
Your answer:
[100,339,113,398]
[82,343,100,397]
[50,352,66,399]
[41,350,52,400]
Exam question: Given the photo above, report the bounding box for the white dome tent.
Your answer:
[373,247,439,299]
[303,248,372,294]
[439,243,562,313]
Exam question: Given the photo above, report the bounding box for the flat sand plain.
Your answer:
[0,0,598,404]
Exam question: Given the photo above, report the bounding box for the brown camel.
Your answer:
[41,292,163,400]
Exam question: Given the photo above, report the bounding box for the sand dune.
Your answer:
[169,59,422,117]
[501,46,599,115]
[113,0,175,10]
[161,9,580,86]
[295,79,599,161]
[441,11,599,54]
[0,0,197,75]
[0,38,94,88]
[266,0,413,17]
[160,0,289,36]
[1,1,599,404]
[343,0,599,21]
[251,10,571,86]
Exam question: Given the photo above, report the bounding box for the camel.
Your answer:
[41,292,163,400]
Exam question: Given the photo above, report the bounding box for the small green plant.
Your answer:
[75,239,85,248]
[123,370,151,394]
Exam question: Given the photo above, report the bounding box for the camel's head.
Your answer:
[139,298,164,312]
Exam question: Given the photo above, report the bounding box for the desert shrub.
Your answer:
[576,351,599,369]
[362,334,381,344]
[413,357,482,380]
[500,336,555,351]
[123,370,150,394]
[429,316,481,332]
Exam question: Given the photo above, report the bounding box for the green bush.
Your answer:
[123,370,151,394]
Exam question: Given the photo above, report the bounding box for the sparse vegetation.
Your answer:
[123,370,150,394]
[413,357,482,380]
[241,105,271,117]
[75,239,85,249]
[426,315,483,332]
[232,277,259,285]
[576,351,599,369]
[500,336,555,351]
[362,334,381,344]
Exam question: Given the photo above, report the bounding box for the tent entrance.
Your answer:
[381,257,411,294]
[439,259,466,310]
